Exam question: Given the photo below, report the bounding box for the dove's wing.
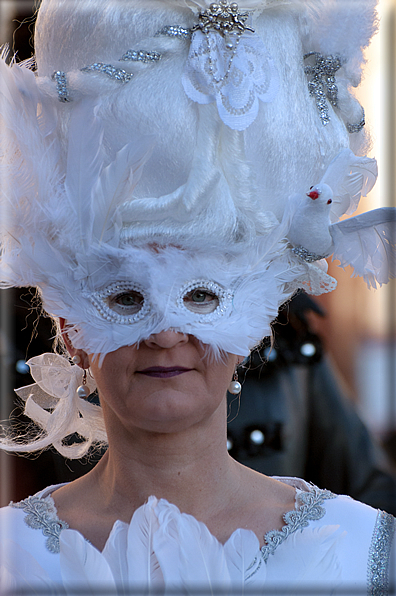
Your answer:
[329,207,396,288]
[320,149,378,222]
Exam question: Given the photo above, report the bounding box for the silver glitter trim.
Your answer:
[80,63,133,82]
[191,0,254,36]
[86,281,150,324]
[51,70,70,102]
[119,49,162,63]
[177,279,233,323]
[155,25,192,39]
[367,510,396,596]
[292,246,325,263]
[246,485,336,579]
[347,108,366,134]
[11,495,68,554]
[304,52,343,126]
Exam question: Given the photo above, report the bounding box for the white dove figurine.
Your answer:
[288,184,396,288]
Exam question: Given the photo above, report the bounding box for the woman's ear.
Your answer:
[59,317,89,368]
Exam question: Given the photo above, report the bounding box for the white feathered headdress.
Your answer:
[1,0,394,455]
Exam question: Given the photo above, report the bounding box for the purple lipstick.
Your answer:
[138,366,192,378]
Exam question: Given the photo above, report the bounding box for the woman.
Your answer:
[1,0,395,593]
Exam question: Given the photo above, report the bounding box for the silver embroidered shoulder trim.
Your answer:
[367,510,396,596]
[246,485,336,578]
[11,495,69,554]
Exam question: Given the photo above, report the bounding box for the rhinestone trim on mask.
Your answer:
[86,281,150,324]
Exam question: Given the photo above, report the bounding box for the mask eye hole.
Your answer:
[183,288,219,313]
[87,281,150,324]
[108,290,145,315]
[178,280,233,321]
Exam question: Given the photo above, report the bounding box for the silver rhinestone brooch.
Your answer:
[191,1,254,36]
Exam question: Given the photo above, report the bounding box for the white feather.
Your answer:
[60,529,117,594]
[124,496,163,590]
[0,540,59,595]
[91,138,153,246]
[265,525,345,589]
[153,498,232,594]
[319,149,378,222]
[64,100,104,252]
[223,528,263,590]
[330,207,396,288]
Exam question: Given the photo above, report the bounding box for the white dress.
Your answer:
[1,477,395,595]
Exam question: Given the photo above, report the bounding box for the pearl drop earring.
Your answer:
[76,369,90,398]
[228,370,241,395]
[72,354,81,365]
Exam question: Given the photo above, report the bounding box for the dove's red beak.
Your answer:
[307,190,320,200]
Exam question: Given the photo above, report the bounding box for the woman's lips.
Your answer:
[138,366,193,378]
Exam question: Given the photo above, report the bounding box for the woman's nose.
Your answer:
[144,330,189,349]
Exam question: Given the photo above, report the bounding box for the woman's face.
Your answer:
[87,331,239,437]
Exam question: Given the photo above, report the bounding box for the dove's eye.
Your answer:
[310,185,313,190]
[327,199,332,204]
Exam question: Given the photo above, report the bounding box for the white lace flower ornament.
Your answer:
[13,354,103,457]
[182,1,279,130]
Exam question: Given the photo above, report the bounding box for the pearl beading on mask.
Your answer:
[52,71,70,102]
[304,52,342,126]
[80,63,133,82]
[177,279,233,323]
[86,281,150,324]
[119,50,162,63]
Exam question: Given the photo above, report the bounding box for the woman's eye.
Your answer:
[107,290,144,314]
[183,288,219,313]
